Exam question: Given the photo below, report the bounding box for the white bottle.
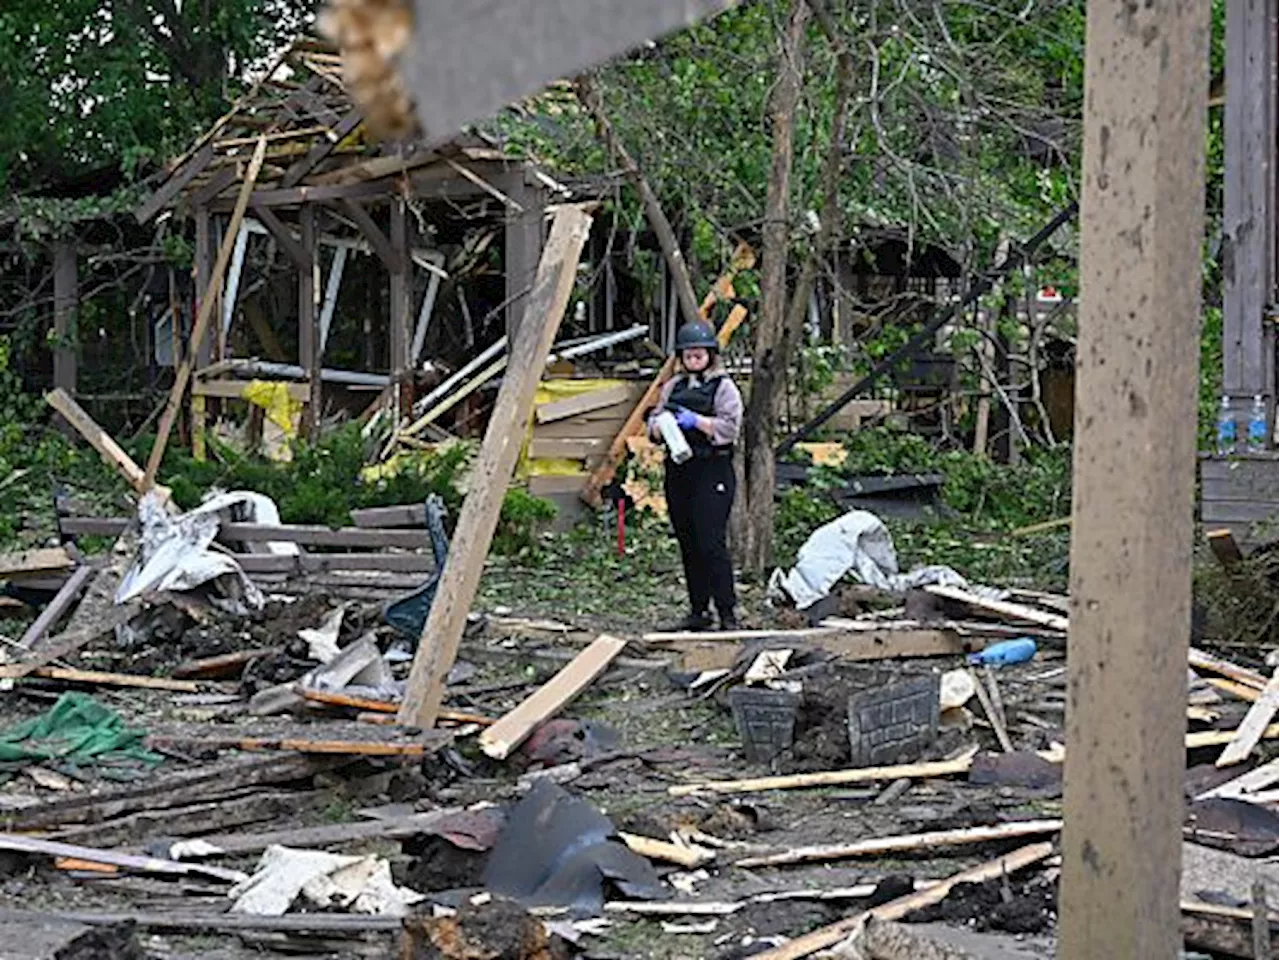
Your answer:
[655,410,693,464]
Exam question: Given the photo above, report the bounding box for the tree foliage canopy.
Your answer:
[0,0,308,193]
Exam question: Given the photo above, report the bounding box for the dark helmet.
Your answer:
[674,320,718,353]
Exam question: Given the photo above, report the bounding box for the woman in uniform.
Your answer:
[648,319,743,631]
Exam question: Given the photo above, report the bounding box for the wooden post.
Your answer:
[398,204,592,728]
[1222,0,1278,430]
[388,199,412,412]
[1059,4,1210,959]
[300,204,321,442]
[52,241,77,397]
[193,209,215,370]
[502,169,546,339]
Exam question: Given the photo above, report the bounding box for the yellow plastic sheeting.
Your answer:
[794,442,848,468]
[241,380,302,437]
[521,378,631,481]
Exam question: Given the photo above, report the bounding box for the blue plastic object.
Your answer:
[382,495,450,644]
[968,637,1037,667]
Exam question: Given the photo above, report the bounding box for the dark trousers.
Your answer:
[664,453,737,619]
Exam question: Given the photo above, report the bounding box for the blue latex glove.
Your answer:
[673,407,699,431]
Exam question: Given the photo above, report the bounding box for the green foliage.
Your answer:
[0,0,309,193]
[494,489,558,559]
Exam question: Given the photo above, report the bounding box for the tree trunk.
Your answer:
[575,75,702,329]
[734,0,809,575]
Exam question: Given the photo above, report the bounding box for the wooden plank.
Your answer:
[0,666,199,690]
[0,908,403,935]
[134,144,215,223]
[1197,758,1280,800]
[668,751,979,797]
[1061,12,1210,958]
[193,807,466,856]
[535,383,635,423]
[1208,677,1263,703]
[0,548,74,578]
[735,820,1063,869]
[1217,669,1280,767]
[527,474,587,496]
[1201,500,1279,525]
[45,389,148,493]
[294,687,494,726]
[145,734,448,758]
[4,600,144,680]
[191,378,311,402]
[232,553,435,573]
[971,667,1014,753]
[618,832,714,868]
[280,110,363,188]
[398,205,593,728]
[581,303,747,507]
[529,437,608,460]
[478,634,628,759]
[4,754,334,830]
[60,517,432,549]
[924,584,1068,632]
[253,206,311,271]
[1185,724,1278,749]
[144,137,268,489]
[349,503,428,528]
[1190,648,1270,690]
[188,166,238,207]
[749,842,1056,960]
[0,834,243,884]
[1201,458,1280,501]
[17,565,93,648]
[661,629,975,673]
[534,415,628,440]
[338,198,400,271]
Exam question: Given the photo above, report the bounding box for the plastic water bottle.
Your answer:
[655,410,693,464]
[1247,395,1267,453]
[1216,396,1237,455]
[968,637,1037,667]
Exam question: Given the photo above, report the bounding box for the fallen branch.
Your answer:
[618,832,716,868]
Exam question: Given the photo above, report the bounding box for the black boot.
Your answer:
[662,611,713,632]
[718,610,740,631]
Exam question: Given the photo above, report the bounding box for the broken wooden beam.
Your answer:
[4,599,143,680]
[44,389,149,494]
[970,668,1014,753]
[191,807,466,856]
[3,754,337,830]
[398,205,593,728]
[478,634,629,759]
[659,629,978,673]
[734,819,1063,868]
[669,751,979,797]
[1216,669,1280,767]
[1190,647,1270,690]
[0,666,200,691]
[0,908,402,934]
[144,733,450,757]
[535,383,636,423]
[16,564,93,648]
[618,832,715,868]
[750,841,1056,960]
[0,548,75,578]
[1206,528,1245,569]
[923,584,1068,632]
[0,834,245,884]
[294,686,495,726]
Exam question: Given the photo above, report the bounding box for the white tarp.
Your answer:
[767,509,969,610]
[116,491,264,610]
[229,844,424,917]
